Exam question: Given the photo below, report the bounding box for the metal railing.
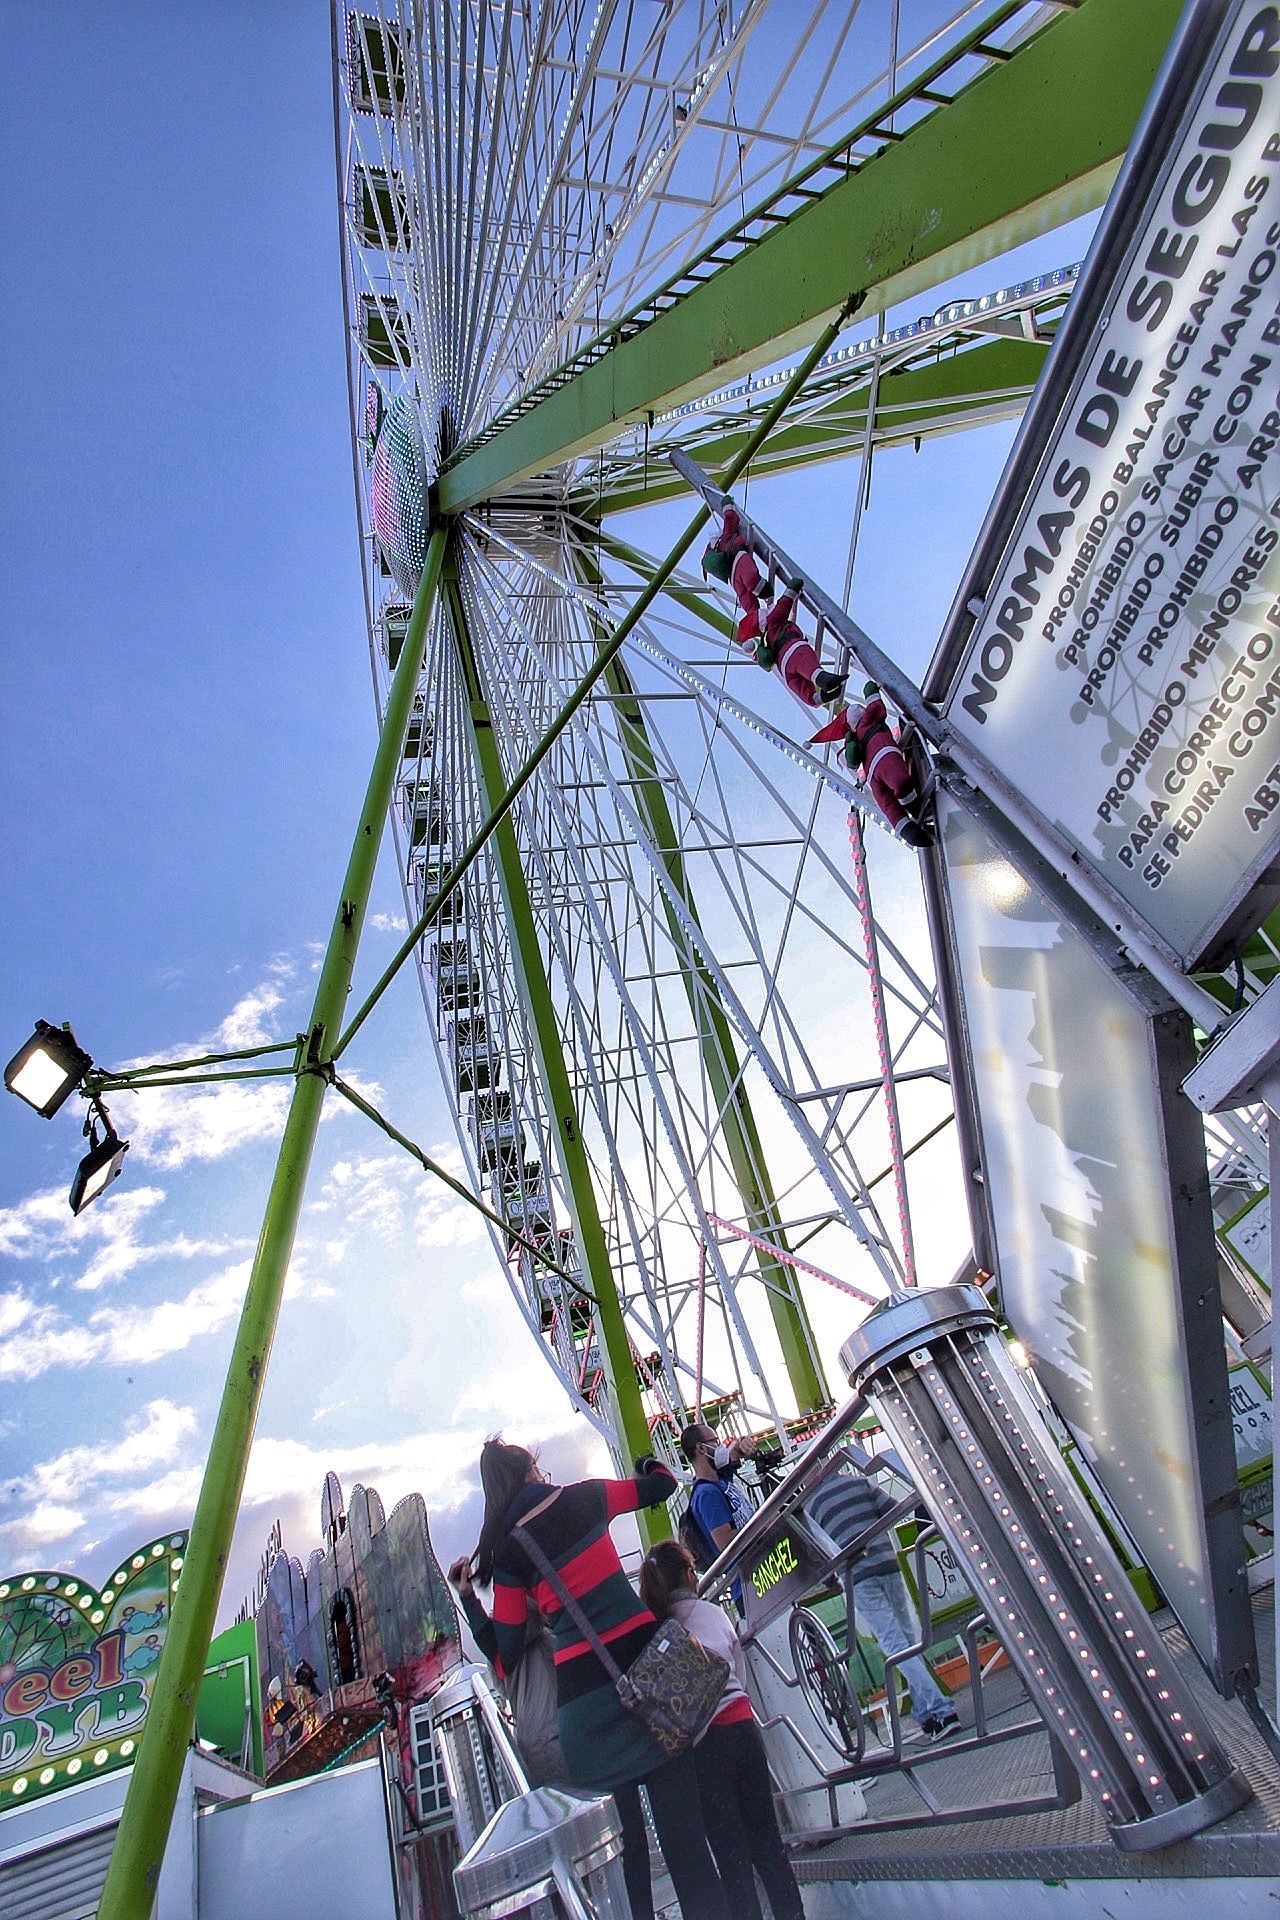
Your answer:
[696,1392,1082,1840]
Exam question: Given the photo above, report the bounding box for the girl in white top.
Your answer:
[639,1541,804,1920]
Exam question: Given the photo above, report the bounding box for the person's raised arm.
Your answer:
[598,1456,678,1518]
[449,1556,499,1666]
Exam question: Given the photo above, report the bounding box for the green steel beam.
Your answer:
[97,526,450,1920]
[578,543,829,1414]
[440,571,663,1522]
[439,0,1177,512]
[584,334,1049,518]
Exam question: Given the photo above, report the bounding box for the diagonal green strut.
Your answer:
[439,564,663,1525]
[97,528,450,1920]
[575,540,829,1414]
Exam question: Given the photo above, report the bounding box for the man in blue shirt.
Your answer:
[680,1421,756,1564]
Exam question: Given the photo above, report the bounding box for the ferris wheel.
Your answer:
[330,0,1171,1462]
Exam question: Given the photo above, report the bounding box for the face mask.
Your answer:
[712,1444,733,1471]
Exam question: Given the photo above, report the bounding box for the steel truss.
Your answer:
[333,0,1178,1455]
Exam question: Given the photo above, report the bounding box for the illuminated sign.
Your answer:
[938,0,1280,968]
[0,1532,186,1808]
[739,1516,826,1635]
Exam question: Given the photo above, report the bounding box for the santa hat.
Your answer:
[809,711,852,747]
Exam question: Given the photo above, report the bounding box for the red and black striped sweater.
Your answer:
[491,1467,677,1791]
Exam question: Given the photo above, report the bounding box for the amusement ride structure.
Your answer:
[332,0,1168,1462]
[77,3,1280,1911]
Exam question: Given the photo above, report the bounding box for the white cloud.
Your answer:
[416,1190,488,1249]
[120,1080,293,1171]
[213,981,289,1049]
[112,1465,203,1520]
[0,1291,100,1371]
[15,1400,198,1514]
[0,1180,239,1294]
[0,1259,251,1382]
[315,1153,412,1248]
[368,911,408,933]
[0,1186,82,1258]
[0,1503,86,1549]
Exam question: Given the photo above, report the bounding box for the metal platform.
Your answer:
[793,1588,1280,1892]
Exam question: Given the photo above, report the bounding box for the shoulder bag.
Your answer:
[513,1517,729,1758]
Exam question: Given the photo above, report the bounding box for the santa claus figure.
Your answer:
[702,501,772,646]
[759,580,847,708]
[812,683,934,848]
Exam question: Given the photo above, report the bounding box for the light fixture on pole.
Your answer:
[4,1020,93,1118]
[69,1102,129,1215]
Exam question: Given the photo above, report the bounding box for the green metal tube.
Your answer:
[92,1066,297,1092]
[335,297,859,1062]
[328,1071,585,1288]
[96,525,448,1920]
[92,1038,298,1081]
[440,577,659,1522]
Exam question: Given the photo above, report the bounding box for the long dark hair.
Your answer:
[639,1539,696,1621]
[474,1437,536,1584]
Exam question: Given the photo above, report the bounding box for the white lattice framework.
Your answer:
[332,0,1078,1444]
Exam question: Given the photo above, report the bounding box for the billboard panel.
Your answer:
[934,791,1254,1687]
[935,0,1280,968]
[0,1532,186,1809]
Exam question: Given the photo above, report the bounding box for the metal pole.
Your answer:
[97,525,449,1920]
[669,448,1229,1038]
[437,573,658,1507]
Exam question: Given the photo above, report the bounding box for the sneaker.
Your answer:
[919,1712,960,1742]
[813,669,848,703]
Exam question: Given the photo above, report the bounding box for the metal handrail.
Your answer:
[695,1392,1082,1838]
[695,1385,870,1605]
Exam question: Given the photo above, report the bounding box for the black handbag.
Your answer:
[514,1519,730,1758]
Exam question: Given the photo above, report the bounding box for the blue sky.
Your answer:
[0,2,1099,1625]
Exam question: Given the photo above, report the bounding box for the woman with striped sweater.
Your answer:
[473,1438,729,1920]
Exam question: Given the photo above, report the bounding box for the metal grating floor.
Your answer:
[794,1587,1280,1884]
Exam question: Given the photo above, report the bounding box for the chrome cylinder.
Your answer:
[841,1286,1251,1849]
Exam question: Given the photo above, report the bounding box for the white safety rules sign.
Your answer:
[946,3,1280,966]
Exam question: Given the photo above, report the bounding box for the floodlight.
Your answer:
[69,1129,129,1215]
[4,1020,93,1118]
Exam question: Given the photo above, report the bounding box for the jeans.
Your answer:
[613,1745,729,1920]
[852,1571,949,1722]
[697,1718,804,1920]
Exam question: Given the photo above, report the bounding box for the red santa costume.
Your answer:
[703,503,771,646]
[761,586,828,706]
[811,685,933,847]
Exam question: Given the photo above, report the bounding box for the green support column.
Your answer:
[97,526,449,1920]
[440,573,662,1526]
[578,543,828,1415]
